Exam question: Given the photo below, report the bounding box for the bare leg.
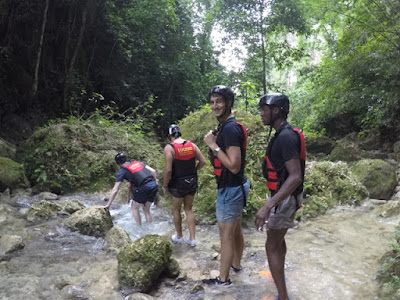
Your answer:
[172,197,184,238]
[183,194,195,241]
[131,201,142,226]
[266,228,289,300]
[143,201,152,223]
[218,219,240,282]
[232,214,244,269]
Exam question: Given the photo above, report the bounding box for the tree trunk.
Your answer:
[31,0,49,99]
[63,1,88,112]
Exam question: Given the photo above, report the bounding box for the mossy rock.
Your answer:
[64,206,113,237]
[162,258,180,278]
[350,159,397,200]
[329,134,365,162]
[300,161,369,219]
[0,157,30,192]
[305,136,336,155]
[373,201,400,218]
[23,119,163,193]
[117,234,172,292]
[26,200,63,222]
[105,226,132,253]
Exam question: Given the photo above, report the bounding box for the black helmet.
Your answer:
[168,124,181,138]
[208,85,235,106]
[115,152,127,165]
[259,93,290,114]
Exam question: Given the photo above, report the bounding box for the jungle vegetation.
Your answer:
[1,0,399,139]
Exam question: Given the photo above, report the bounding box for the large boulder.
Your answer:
[350,159,397,200]
[105,226,132,253]
[329,134,365,162]
[305,136,336,155]
[0,138,16,160]
[0,157,30,192]
[64,206,113,237]
[117,234,173,292]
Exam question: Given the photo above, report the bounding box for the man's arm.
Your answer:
[163,146,174,194]
[103,181,122,209]
[255,158,302,230]
[204,130,241,174]
[145,165,157,182]
[193,143,206,170]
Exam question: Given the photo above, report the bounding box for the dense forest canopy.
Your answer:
[0,0,399,139]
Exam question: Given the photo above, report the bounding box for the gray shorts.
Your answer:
[267,193,303,229]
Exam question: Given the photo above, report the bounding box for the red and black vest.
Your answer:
[169,140,197,186]
[122,161,153,187]
[262,124,306,196]
[212,118,247,188]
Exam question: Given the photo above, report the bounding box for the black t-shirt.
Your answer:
[266,124,303,196]
[216,117,246,188]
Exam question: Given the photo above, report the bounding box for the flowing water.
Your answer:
[0,192,398,300]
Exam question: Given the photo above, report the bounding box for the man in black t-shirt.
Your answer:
[255,93,305,300]
[203,85,250,286]
[103,153,158,225]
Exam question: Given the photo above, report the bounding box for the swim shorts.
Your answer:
[132,180,158,204]
[267,193,303,229]
[216,180,250,223]
[168,175,198,198]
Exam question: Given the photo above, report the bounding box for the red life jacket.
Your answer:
[170,140,197,184]
[122,161,153,187]
[213,121,247,186]
[263,126,306,193]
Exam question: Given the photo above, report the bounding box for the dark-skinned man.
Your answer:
[255,93,306,300]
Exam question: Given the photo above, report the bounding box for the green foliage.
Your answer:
[24,110,164,193]
[299,161,368,219]
[377,228,400,298]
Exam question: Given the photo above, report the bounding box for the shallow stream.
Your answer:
[0,192,398,300]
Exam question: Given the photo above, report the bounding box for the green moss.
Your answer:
[0,157,29,191]
[351,159,396,200]
[117,234,172,292]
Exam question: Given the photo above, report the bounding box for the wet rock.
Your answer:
[393,140,400,162]
[105,225,132,253]
[0,157,30,192]
[57,199,85,214]
[117,234,172,292]
[38,192,59,200]
[26,200,63,222]
[0,203,15,223]
[126,292,156,300]
[190,284,204,294]
[373,201,400,218]
[162,258,180,278]
[64,206,113,237]
[350,159,397,200]
[0,234,24,254]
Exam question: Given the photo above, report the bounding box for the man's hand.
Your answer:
[204,130,217,149]
[163,186,169,196]
[103,203,111,210]
[255,204,271,232]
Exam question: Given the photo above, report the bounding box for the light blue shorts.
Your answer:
[216,180,250,223]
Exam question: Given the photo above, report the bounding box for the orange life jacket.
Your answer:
[123,161,153,186]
